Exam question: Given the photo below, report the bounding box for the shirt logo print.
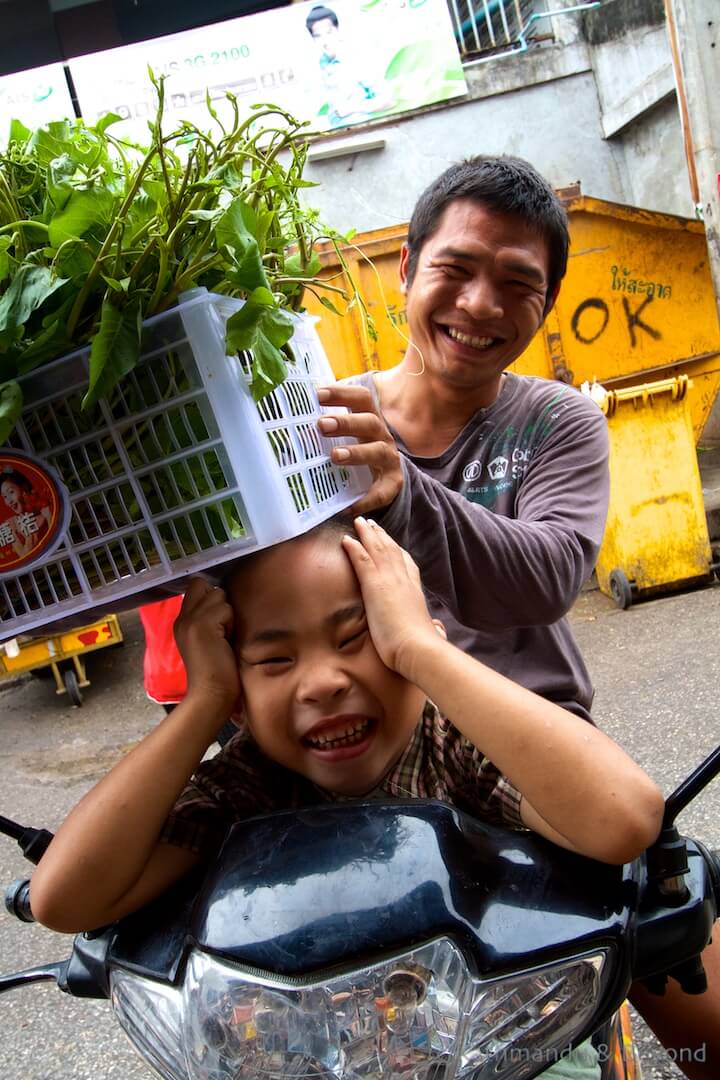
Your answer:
[463,460,482,482]
[487,455,509,480]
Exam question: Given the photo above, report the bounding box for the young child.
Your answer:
[29,516,663,937]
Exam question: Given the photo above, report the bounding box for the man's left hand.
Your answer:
[316,384,403,514]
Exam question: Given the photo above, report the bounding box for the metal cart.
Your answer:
[0,614,124,705]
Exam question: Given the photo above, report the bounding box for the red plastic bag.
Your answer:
[138,596,187,704]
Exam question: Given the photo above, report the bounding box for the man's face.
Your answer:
[310,17,340,60]
[229,534,425,796]
[399,198,551,406]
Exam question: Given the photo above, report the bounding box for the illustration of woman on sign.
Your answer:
[0,469,53,561]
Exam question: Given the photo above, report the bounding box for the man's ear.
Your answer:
[544,283,561,318]
[399,242,410,294]
[431,618,447,640]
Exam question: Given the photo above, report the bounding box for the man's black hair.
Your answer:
[306,5,339,34]
[405,155,569,315]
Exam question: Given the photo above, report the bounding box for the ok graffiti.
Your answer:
[570,295,661,348]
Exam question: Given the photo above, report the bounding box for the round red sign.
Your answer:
[0,452,70,574]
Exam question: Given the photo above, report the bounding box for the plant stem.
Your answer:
[65,145,158,339]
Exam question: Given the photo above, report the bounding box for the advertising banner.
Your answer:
[68,0,466,142]
[0,64,75,139]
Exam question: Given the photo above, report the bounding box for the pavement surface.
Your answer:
[1,581,719,1079]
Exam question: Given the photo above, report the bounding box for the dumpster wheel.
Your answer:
[609,569,633,610]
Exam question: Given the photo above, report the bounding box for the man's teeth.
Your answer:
[447,327,494,349]
[307,719,370,749]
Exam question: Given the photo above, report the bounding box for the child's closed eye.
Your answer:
[339,624,368,650]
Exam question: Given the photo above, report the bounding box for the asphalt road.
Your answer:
[1,582,719,1079]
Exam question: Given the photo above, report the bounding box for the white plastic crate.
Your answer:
[0,288,369,638]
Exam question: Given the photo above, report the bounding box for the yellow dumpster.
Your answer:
[594,376,714,608]
[307,193,720,442]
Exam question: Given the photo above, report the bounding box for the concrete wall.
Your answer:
[617,96,695,217]
[301,66,630,235]
[298,0,692,234]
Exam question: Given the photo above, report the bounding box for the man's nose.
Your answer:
[457,277,503,321]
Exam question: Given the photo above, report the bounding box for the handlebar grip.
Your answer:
[5,879,34,923]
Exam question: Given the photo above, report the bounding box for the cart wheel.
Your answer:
[63,667,83,707]
[608,569,633,610]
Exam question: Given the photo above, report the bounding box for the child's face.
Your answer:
[228,533,425,796]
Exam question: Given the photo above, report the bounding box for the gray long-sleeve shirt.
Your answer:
[353,371,610,719]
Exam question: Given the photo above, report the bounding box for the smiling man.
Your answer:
[317,155,609,722]
[316,155,720,1080]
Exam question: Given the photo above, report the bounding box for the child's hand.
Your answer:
[342,517,440,677]
[174,579,239,713]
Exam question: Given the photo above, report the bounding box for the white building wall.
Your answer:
[298,1,692,234]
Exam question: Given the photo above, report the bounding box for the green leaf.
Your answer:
[225,298,294,352]
[249,332,289,401]
[247,286,276,307]
[318,295,343,316]
[83,297,142,409]
[47,153,78,210]
[141,179,166,205]
[8,118,31,146]
[188,209,220,222]
[0,237,11,285]
[0,266,68,345]
[225,298,294,400]
[48,187,117,247]
[215,196,257,250]
[214,196,270,293]
[29,121,73,167]
[18,318,69,374]
[94,112,124,135]
[0,380,23,443]
[285,251,322,278]
[52,240,95,280]
[102,275,131,293]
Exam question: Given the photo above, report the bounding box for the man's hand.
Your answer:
[316,384,403,514]
[342,517,440,679]
[174,579,239,715]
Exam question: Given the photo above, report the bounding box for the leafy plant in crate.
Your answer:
[0,80,372,630]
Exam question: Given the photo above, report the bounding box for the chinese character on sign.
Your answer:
[0,521,14,547]
[17,511,38,538]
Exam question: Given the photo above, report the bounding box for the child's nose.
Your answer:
[296,660,352,704]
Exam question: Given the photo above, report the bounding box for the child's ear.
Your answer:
[431,619,447,640]
[230,692,246,725]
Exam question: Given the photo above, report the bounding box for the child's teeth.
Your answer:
[308,720,369,749]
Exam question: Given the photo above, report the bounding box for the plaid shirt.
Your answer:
[161,701,523,855]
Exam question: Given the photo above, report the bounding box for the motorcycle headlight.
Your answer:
[110,939,610,1079]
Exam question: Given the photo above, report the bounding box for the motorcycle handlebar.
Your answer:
[5,879,34,923]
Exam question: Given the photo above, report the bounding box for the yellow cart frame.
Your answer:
[0,615,123,705]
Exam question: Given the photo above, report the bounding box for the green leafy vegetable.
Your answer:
[0,80,371,427]
[0,379,22,443]
[85,296,143,409]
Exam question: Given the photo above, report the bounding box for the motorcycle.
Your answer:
[2,741,719,1080]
